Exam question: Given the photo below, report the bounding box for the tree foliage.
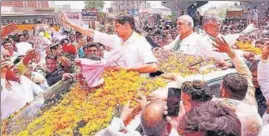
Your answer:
[84,1,104,11]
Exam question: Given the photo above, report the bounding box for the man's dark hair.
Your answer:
[23,30,28,34]
[50,45,57,51]
[115,12,136,30]
[179,101,241,136]
[97,43,106,52]
[83,42,98,51]
[18,34,24,42]
[60,38,70,45]
[97,43,105,48]
[222,73,248,101]
[2,40,12,46]
[45,55,57,60]
[18,34,24,38]
[69,33,75,37]
[63,30,69,35]
[8,35,13,39]
[181,80,213,102]
[50,43,61,49]
[75,31,82,36]
[249,60,260,72]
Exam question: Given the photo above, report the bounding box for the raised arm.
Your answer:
[59,11,121,49]
[258,44,269,100]
[59,11,95,38]
[213,37,256,106]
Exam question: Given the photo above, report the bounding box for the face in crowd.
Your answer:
[84,46,98,56]
[6,65,21,81]
[69,34,76,43]
[203,19,221,37]
[46,57,58,73]
[176,18,193,35]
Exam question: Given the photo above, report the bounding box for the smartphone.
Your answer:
[167,88,181,116]
[149,70,164,77]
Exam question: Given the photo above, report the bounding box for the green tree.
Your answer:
[84,1,104,11]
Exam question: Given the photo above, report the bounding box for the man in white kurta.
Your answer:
[93,31,157,68]
[1,66,44,119]
[163,15,201,55]
[196,16,242,61]
[164,32,201,55]
[60,11,157,73]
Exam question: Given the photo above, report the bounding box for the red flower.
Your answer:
[63,44,77,54]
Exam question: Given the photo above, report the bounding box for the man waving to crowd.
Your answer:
[59,11,157,74]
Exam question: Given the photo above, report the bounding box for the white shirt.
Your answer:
[93,31,157,67]
[163,32,201,55]
[258,59,269,126]
[196,32,245,60]
[31,72,49,90]
[259,124,269,136]
[196,33,230,61]
[258,59,269,100]
[1,76,44,119]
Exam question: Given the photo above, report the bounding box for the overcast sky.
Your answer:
[52,1,237,11]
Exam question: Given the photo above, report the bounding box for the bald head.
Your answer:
[141,100,167,136]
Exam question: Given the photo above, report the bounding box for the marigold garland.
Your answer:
[235,41,262,55]
[153,50,219,76]
[12,69,166,136]
[7,50,221,135]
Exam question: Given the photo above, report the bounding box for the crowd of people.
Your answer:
[1,7,269,136]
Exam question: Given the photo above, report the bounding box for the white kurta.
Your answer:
[93,31,157,67]
[163,32,201,55]
[258,59,269,100]
[1,76,44,119]
[259,124,269,136]
[196,33,230,60]
[258,59,269,126]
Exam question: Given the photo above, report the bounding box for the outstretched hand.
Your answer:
[23,49,38,65]
[212,37,232,54]
[59,10,72,28]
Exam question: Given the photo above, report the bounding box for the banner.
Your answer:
[82,9,98,21]
[1,23,17,38]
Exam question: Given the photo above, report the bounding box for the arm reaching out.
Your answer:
[59,11,121,49]
[59,11,95,38]
[258,44,269,101]
[213,37,256,106]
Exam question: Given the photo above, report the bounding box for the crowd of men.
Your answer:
[1,8,269,136]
